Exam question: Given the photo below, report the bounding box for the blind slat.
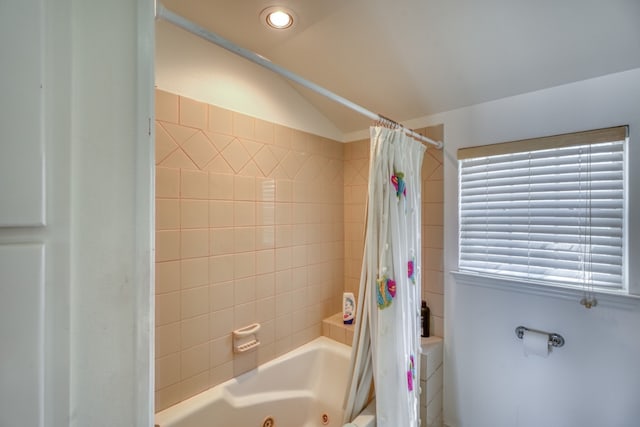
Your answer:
[459,137,625,291]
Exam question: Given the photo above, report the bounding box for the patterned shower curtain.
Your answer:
[343,126,425,426]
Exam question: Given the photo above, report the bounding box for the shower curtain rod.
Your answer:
[155,3,443,149]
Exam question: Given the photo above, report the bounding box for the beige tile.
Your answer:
[210,308,234,339]
[255,177,275,202]
[156,230,180,262]
[233,350,258,377]
[209,200,234,228]
[292,203,307,225]
[234,175,256,201]
[210,362,233,388]
[274,124,292,149]
[280,151,306,178]
[234,201,255,226]
[156,261,180,294]
[156,292,180,326]
[156,123,179,164]
[255,226,275,250]
[155,382,181,412]
[158,148,199,170]
[180,200,208,229]
[162,122,200,146]
[156,322,181,358]
[275,313,292,340]
[180,257,209,289]
[234,227,256,253]
[210,281,234,311]
[275,179,293,202]
[254,118,274,144]
[255,273,275,299]
[238,160,261,178]
[156,199,180,230]
[232,112,254,140]
[181,314,210,349]
[423,225,444,249]
[276,291,293,315]
[291,267,307,290]
[180,371,210,401]
[292,224,307,246]
[156,353,180,389]
[180,342,209,378]
[275,269,292,294]
[181,170,209,199]
[208,104,232,135]
[156,90,179,123]
[256,297,275,323]
[234,276,256,305]
[425,292,444,318]
[156,167,180,198]
[233,252,255,279]
[291,245,308,268]
[239,138,262,157]
[424,270,444,295]
[275,203,292,225]
[209,228,234,256]
[291,288,307,309]
[181,286,209,319]
[423,181,443,203]
[182,131,216,169]
[209,173,234,200]
[233,301,256,329]
[209,255,234,284]
[424,248,444,271]
[205,131,234,152]
[210,335,233,366]
[221,140,251,173]
[275,247,292,271]
[256,202,275,226]
[255,249,275,275]
[179,96,207,129]
[254,146,279,176]
[423,203,443,226]
[291,306,310,336]
[205,156,234,174]
[181,229,209,259]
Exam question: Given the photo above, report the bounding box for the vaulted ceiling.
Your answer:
[158,0,640,134]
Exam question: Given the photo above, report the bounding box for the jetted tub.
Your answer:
[155,336,376,427]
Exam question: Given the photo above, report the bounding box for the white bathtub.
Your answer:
[155,336,376,427]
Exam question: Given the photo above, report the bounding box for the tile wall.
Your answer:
[154,90,345,411]
[343,126,445,337]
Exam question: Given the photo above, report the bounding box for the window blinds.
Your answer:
[458,127,627,290]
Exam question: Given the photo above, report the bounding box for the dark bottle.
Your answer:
[421,300,430,337]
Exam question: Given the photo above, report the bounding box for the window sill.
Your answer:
[451,270,640,310]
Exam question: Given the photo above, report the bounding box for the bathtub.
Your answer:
[155,336,376,427]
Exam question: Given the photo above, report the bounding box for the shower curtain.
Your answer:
[343,126,425,426]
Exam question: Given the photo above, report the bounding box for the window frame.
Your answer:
[455,126,635,304]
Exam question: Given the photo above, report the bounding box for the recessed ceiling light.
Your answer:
[260,7,295,30]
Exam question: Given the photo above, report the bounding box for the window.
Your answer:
[457,126,628,296]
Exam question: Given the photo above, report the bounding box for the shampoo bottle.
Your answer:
[343,292,355,324]
[421,300,430,337]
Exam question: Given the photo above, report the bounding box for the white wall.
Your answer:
[155,21,344,142]
[433,68,640,427]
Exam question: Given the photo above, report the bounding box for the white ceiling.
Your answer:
[159,0,640,134]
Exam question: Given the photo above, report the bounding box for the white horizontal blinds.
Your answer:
[458,126,627,290]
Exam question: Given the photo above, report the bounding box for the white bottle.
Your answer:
[343,292,355,324]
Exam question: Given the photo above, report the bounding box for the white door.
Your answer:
[1,1,154,426]
[0,1,49,425]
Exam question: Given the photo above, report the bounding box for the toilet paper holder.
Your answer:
[515,326,565,348]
